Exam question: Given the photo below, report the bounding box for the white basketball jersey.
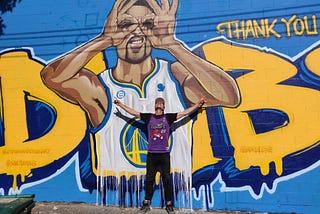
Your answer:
[92,59,193,180]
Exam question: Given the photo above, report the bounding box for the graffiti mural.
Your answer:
[0,0,319,213]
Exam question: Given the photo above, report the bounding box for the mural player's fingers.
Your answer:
[169,0,179,15]
[146,0,162,15]
[160,0,170,11]
[105,0,135,29]
[103,0,124,34]
[118,0,139,15]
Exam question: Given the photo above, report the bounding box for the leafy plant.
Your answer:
[0,0,23,35]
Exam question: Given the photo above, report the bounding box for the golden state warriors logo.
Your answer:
[120,118,148,168]
[120,118,174,168]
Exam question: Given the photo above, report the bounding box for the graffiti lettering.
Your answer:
[0,50,87,190]
[281,15,318,37]
[217,19,280,40]
[203,41,320,176]
[7,160,37,167]
[2,149,50,155]
[217,15,318,40]
[240,146,272,154]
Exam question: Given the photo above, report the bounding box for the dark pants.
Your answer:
[145,152,172,203]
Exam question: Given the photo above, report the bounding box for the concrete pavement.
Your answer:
[31,202,260,214]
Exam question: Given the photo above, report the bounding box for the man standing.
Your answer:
[40,0,239,208]
[114,97,205,213]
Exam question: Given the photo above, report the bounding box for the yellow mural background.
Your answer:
[0,51,87,189]
[203,41,320,176]
[0,41,319,190]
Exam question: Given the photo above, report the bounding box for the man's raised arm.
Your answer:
[114,99,140,118]
[176,97,205,120]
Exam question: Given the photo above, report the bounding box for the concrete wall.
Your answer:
[0,0,319,213]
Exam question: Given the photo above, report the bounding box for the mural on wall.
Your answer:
[0,0,319,213]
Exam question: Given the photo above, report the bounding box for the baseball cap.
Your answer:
[155,97,165,104]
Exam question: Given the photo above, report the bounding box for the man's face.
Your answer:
[155,101,165,115]
[116,5,154,63]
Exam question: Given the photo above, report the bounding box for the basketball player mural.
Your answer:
[40,0,240,205]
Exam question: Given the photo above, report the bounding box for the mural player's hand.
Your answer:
[144,0,179,49]
[102,0,138,46]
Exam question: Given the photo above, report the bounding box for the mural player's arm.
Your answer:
[144,0,240,107]
[40,0,138,128]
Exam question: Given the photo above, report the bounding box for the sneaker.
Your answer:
[165,204,175,214]
[138,200,151,213]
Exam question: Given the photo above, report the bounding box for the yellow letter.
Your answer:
[202,41,320,176]
[0,50,87,190]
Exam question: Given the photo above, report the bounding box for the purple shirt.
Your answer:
[140,113,177,153]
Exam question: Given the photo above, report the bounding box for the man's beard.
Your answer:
[155,107,164,111]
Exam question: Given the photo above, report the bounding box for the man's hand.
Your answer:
[102,0,138,46]
[198,97,206,108]
[177,97,206,120]
[143,0,179,49]
[114,98,122,106]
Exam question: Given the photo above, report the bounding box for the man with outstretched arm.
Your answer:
[114,97,205,213]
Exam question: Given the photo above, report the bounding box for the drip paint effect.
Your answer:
[191,39,320,203]
[0,0,320,212]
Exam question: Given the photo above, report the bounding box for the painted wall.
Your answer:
[0,0,320,213]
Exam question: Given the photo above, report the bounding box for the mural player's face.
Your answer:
[116,5,154,63]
